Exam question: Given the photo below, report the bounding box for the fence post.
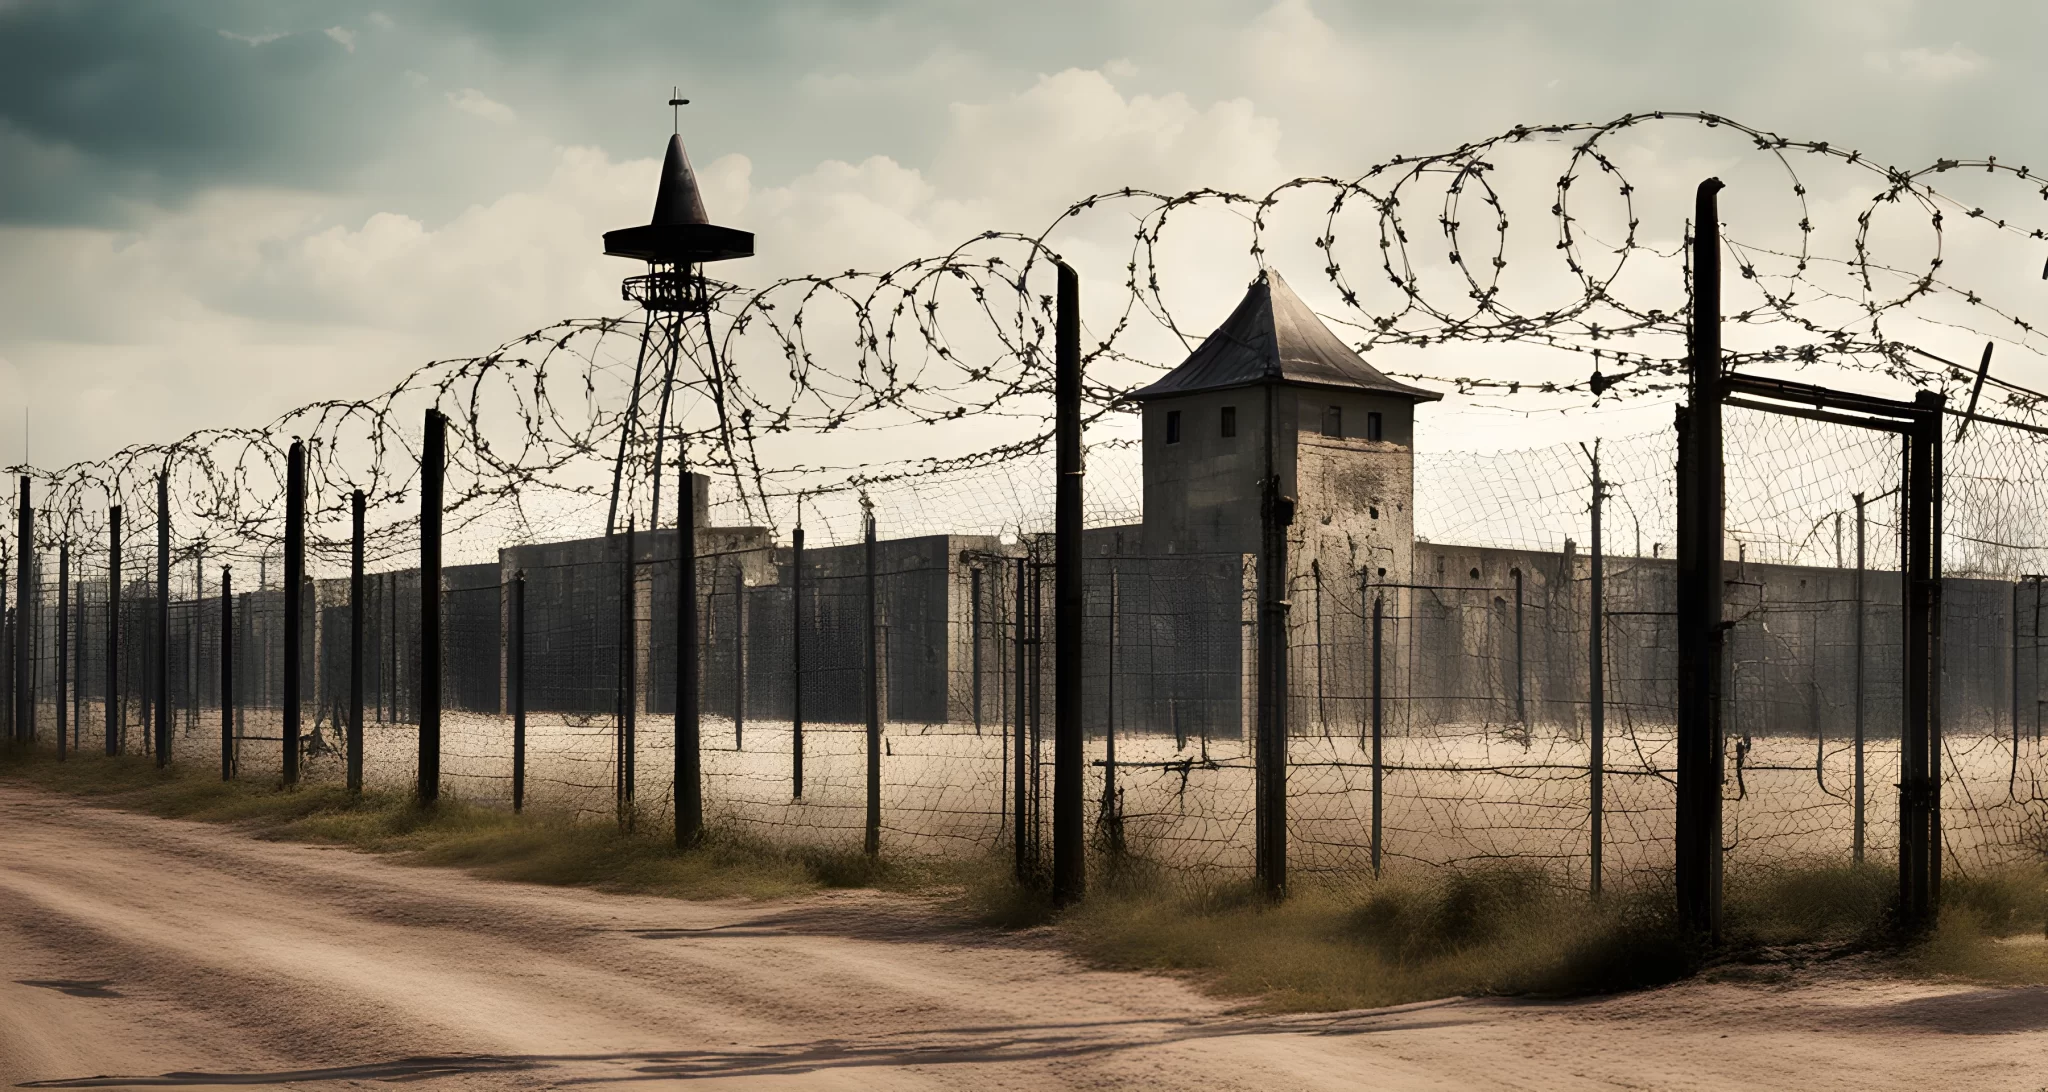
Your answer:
[15,476,29,744]
[418,409,444,805]
[791,524,804,799]
[1676,177,1728,945]
[1512,566,1526,726]
[1588,448,1605,899]
[1255,382,1293,897]
[864,511,881,859]
[348,489,365,794]
[56,541,67,760]
[2,549,11,745]
[619,520,637,827]
[72,557,82,751]
[1101,565,1120,853]
[1900,391,1945,930]
[1052,258,1085,906]
[971,565,983,735]
[1013,554,1029,883]
[282,444,303,785]
[675,471,702,847]
[221,566,234,780]
[1854,493,1867,863]
[733,563,746,750]
[1371,590,1384,877]
[107,504,120,756]
[511,570,526,813]
[155,471,169,766]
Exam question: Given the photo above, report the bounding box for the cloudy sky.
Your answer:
[0,0,2037,476]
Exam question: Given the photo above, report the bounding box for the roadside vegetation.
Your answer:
[0,749,888,899]
[6,747,2046,1011]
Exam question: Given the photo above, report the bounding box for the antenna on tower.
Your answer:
[668,87,689,134]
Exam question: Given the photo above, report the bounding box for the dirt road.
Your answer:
[0,787,2043,1090]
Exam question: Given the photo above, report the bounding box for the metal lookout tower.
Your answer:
[601,97,754,536]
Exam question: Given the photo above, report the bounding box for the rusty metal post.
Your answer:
[791,524,805,798]
[156,472,169,766]
[1677,178,1728,944]
[56,540,67,759]
[675,471,702,847]
[221,566,234,780]
[282,446,303,784]
[348,489,365,793]
[1052,259,1085,905]
[864,512,881,858]
[106,505,120,756]
[418,410,443,804]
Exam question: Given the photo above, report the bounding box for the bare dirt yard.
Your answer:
[2,785,2045,1091]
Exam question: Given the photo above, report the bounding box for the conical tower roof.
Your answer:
[651,132,710,226]
[1130,270,1440,402]
[603,131,752,265]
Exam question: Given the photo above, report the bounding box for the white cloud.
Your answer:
[1864,44,1986,82]
[324,26,356,52]
[217,29,287,47]
[368,11,396,31]
[447,88,517,124]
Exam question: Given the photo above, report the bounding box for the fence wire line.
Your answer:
[8,111,2048,888]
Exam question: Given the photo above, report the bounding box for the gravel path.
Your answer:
[1,785,2043,1090]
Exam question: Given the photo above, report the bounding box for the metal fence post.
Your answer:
[1013,554,1029,883]
[156,472,170,766]
[348,489,365,793]
[864,511,881,859]
[1371,590,1384,878]
[1900,391,1945,930]
[1512,566,1526,726]
[619,520,637,827]
[970,565,983,735]
[733,563,746,750]
[1589,449,1605,898]
[511,570,526,813]
[221,566,234,780]
[1676,177,1728,944]
[107,504,120,756]
[56,540,67,759]
[72,558,82,751]
[1854,493,1867,863]
[15,476,30,744]
[419,410,444,805]
[1101,565,1120,853]
[791,524,804,799]
[1052,258,1085,905]
[282,444,303,785]
[1255,379,1293,897]
[675,471,702,847]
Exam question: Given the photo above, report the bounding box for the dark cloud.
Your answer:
[0,1,431,222]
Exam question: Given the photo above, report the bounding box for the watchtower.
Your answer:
[601,106,753,534]
[1131,270,1439,584]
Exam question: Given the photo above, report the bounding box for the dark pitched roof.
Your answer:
[1129,270,1441,402]
[651,132,710,226]
[604,133,754,264]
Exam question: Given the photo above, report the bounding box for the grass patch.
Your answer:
[1040,866,1690,1011]
[15,747,2048,1011]
[0,747,889,901]
[968,857,2048,1012]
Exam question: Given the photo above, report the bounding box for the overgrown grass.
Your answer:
[12,747,2048,1011]
[0,747,896,900]
[963,854,2048,1011]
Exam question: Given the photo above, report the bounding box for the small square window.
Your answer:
[1323,405,1342,438]
[1220,406,1236,438]
[1366,411,1384,441]
[1165,409,1182,444]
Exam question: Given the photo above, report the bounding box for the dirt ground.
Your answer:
[1,786,2044,1090]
